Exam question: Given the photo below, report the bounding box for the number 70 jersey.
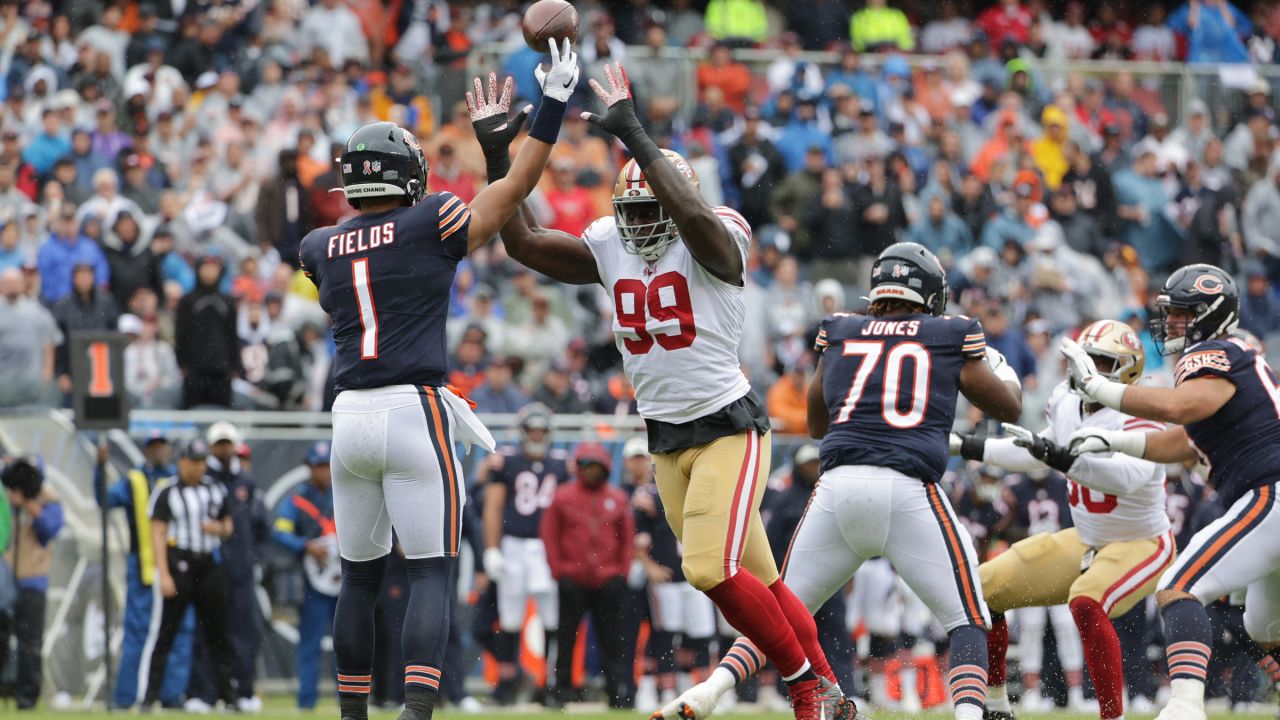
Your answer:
[582,209,753,424]
[815,312,987,482]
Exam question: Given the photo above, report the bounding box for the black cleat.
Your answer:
[984,710,1018,720]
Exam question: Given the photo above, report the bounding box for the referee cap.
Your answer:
[177,438,210,461]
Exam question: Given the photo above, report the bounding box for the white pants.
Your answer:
[330,385,467,561]
[783,466,991,632]
[1159,483,1280,642]
[649,582,716,639]
[1013,604,1082,674]
[497,536,558,632]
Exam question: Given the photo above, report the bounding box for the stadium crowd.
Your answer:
[2,0,1280,713]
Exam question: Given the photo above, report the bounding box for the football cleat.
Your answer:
[1155,697,1207,720]
[984,710,1018,720]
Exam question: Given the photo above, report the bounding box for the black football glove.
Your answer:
[1003,423,1077,474]
[466,72,532,181]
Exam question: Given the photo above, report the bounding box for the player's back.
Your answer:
[816,312,986,481]
[1176,337,1280,506]
[300,191,471,393]
[492,445,570,539]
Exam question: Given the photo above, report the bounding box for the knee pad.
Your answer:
[681,554,726,592]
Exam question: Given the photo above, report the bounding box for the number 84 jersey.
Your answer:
[490,445,570,539]
[582,209,753,424]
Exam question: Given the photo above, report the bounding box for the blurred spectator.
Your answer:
[766,33,824,99]
[52,261,119,390]
[704,0,769,44]
[982,302,1037,380]
[175,257,239,408]
[541,443,634,708]
[103,211,161,309]
[728,106,785,229]
[696,42,752,115]
[78,168,144,229]
[907,191,974,259]
[852,154,908,259]
[308,142,355,229]
[532,360,587,415]
[121,314,180,409]
[922,1,974,54]
[770,147,825,256]
[1132,5,1179,60]
[1049,185,1105,258]
[765,256,812,335]
[807,167,861,283]
[850,0,914,52]
[836,99,894,167]
[299,0,370,66]
[36,205,108,303]
[982,179,1038,249]
[1238,262,1280,338]
[766,358,809,433]
[1114,147,1183,273]
[977,0,1034,50]
[0,267,58,407]
[1,455,64,710]
[256,149,313,268]
[1168,0,1253,63]
[1243,158,1280,264]
[22,110,70,177]
[506,291,570,375]
[1169,99,1215,165]
[471,356,528,415]
[544,159,595,237]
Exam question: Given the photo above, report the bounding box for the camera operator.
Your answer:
[1,455,65,710]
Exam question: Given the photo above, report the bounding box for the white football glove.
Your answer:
[1059,337,1127,409]
[482,547,505,580]
[1068,427,1148,459]
[534,37,580,103]
[984,346,1020,388]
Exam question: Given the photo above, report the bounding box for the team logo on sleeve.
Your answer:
[1174,350,1231,385]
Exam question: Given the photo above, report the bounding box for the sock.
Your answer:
[1070,597,1125,720]
[1161,598,1212,686]
[987,684,1012,714]
[402,557,456,716]
[704,571,810,680]
[717,640,766,685]
[768,580,836,685]
[334,556,388,720]
[948,624,989,711]
[495,632,519,679]
[986,613,1009,688]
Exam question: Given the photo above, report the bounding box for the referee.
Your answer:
[143,438,237,709]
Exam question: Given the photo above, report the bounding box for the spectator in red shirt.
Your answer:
[541,443,635,709]
[544,159,595,237]
[976,0,1032,51]
[695,41,751,114]
[426,142,480,204]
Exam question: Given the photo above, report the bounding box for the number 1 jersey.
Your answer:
[815,312,985,481]
[300,192,471,392]
[582,208,753,424]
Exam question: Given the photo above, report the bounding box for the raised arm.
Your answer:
[464,40,580,251]
[469,71,601,285]
[582,63,744,285]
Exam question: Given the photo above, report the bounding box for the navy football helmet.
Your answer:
[1150,263,1239,355]
[868,242,949,316]
[340,121,428,206]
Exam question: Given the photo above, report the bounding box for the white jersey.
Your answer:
[985,380,1169,546]
[583,208,753,424]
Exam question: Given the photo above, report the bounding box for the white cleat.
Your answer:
[1155,697,1207,720]
[183,698,212,714]
[650,681,725,720]
[1129,695,1156,715]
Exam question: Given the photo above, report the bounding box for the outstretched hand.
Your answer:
[580,62,643,141]
[533,37,580,103]
[467,72,532,161]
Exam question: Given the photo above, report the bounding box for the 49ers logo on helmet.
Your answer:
[1193,274,1224,294]
[1120,330,1141,351]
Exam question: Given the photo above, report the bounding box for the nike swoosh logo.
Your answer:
[562,77,573,89]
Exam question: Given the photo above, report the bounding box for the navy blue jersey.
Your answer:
[945,475,1010,561]
[490,445,570,539]
[815,312,986,480]
[1165,475,1207,551]
[299,192,471,392]
[1175,337,1280,507]
[1009,475,1073,535]
[634,484,683,580]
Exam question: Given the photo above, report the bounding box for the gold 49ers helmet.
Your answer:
[613,149,699,262]
[1077,319,1145,385]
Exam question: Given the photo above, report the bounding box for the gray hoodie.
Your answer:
[1242,156,1280,257]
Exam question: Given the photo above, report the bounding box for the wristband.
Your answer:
[528,97,567,145]
[485,152,511,183]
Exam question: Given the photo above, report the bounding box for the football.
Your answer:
[521,0,579,52]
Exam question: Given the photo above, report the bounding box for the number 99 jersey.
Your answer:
[582,208,754,424]
[490,445,570,539]
[815,312,986,481]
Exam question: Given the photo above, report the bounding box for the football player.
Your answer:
[479,403,569,705]
[467,64,851,720]
[1065,265,1280,720]
[953,319,1174,720]
[298,41,580,720]
[664,243,1023,720]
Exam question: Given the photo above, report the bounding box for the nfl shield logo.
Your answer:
[371,160,382,173]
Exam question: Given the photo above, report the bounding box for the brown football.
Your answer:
[521,0,579,52]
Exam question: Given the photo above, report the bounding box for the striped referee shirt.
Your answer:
[148,476,230,555]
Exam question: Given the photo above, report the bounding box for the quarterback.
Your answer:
[468,64,850,720]
[1065,264,1280,720]
[953,319,1175,720]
